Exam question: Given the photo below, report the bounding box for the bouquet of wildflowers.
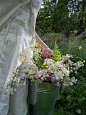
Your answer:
[11,42,84,91]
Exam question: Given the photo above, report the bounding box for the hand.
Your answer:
[41,48,53,58]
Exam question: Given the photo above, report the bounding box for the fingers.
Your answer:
[42,49,52,53]
[41,48,53,58]
[41,51,52,58]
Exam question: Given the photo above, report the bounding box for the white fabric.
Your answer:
[8,81,28,115]
[0,93,9,115]
[0,0,42,115]
[0,0,30,31]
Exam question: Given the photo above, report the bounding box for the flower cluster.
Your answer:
[11,43,84,91]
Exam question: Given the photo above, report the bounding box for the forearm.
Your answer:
[35,32,49,50]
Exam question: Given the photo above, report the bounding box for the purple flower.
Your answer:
[47,69,49,73]
[68,59,71,61]
[62,86,65,90]
[51,75,55,77]
[51,75,56,81]
[39,68,42,71]
[22,77,26,81]
[70,54,73,58]
[61,82,64,85]
[44,59,47,62]
[57,82,61,87]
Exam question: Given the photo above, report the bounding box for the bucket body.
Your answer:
[28,81,59,115]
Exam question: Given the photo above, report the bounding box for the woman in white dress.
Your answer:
[0,0,52,115]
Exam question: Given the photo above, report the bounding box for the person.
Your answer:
[0,0,52,115]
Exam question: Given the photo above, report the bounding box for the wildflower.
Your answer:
[22,77,26,81]
[41,65,44,68]
[69,82,73,86]
[83,60,85,63]
[61,82,64,85]
[30,46,33,48]
[27,49,29,52]
[65,63,68,66]
[43,62,46,66]
[47,69,49,73]
[78,46,82,50]
[62,86,65,90]
[70,54,73,58]
[57,82,61,87]
[19,52,23,56]
[68,59,71,61]
[44,59,47,62]
[51,75,56,81]
[21,60,25,63]
[39,68,42,71]
[36,42,39,46]
[34,75,41,78]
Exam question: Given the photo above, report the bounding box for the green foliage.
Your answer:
[36,0,86,36]
[39,33,86,115]
[33,47,44,69]
[54,76,86,115]
[52,42,61,61]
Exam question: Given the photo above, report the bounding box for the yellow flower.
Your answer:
[30,46,33,48]
[78,46,82,50]
[19,52,23,56]
[21,60,25,63]
[27,49,29,52]
[43,62,46,66]
[41,65,44,68]
[83,60,85,63]
[36,42,39,46]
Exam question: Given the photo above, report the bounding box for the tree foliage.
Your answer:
[36,0,86,36]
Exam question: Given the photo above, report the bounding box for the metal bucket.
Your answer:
[28,81,59,115]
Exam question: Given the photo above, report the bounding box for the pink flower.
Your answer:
[65,63,68,66]
[47,69,49,73]
[34,75,41,79]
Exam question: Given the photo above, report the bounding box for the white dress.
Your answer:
[0,0,42,115]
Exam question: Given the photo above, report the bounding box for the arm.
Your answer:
[35,32,53,58]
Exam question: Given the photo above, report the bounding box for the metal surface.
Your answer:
[28,81,59,115]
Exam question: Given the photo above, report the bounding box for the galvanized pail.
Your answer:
[28,81,59,115]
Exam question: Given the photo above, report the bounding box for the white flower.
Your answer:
[61,67,70,77]
[41,69,49,78]
[71,77,77,83]
[61,54,70,61]
[46,59,55,65]
[54,71,64,80]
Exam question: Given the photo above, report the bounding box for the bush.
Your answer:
[40,33,86,115]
